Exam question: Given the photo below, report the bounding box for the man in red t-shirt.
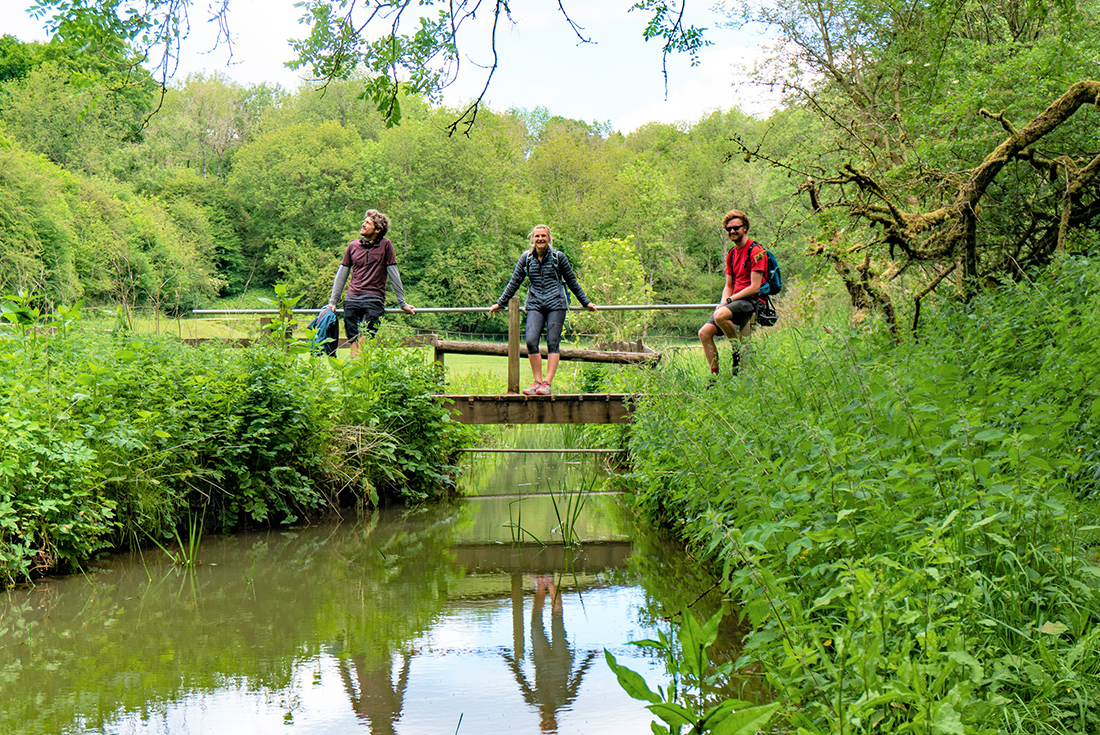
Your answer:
[698,209,767,376]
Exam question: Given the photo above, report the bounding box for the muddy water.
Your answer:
[0,432,743,734]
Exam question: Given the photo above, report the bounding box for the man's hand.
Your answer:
[586,303,598,312]
[402,304,416,315]
[488,304,501,314]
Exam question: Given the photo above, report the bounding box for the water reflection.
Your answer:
[504,574,597,733]
[340,650,412,735]
[0,438,757,734]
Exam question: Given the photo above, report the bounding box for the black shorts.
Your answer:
[706,298,756,329]
[344,295,385,343]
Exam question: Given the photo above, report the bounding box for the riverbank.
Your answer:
[0,297,469,585]
[622,255,1100,733]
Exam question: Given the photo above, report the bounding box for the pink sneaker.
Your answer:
[535,381,552,396]
[522,381,542,395]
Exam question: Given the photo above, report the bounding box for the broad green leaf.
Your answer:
[604,650,660,703]
[647,702,694,729]
[1038,621,1068,635]
[709,702,783,735]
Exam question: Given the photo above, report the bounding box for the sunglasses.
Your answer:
[725,224,745,232]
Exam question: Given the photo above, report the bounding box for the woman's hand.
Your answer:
[488,304,501,314]
[585,303,598,312]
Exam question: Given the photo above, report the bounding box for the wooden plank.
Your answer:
[452,541,632,574]
[180,334,438,349]
[441,393,635,424]
[432,339,659,365]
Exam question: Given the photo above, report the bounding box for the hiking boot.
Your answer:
[522,381,542,395]
[535,381,552,396]
[731,351,742,376]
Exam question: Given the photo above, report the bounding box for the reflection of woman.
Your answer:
[502,574,597,733]
[489,225,598,395]
[337,651,412,735]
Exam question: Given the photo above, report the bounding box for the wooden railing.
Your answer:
[192,298,718,393]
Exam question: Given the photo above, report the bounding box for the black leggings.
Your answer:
[526,308,566,355]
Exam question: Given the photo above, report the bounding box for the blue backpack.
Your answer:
[307,308,339,356]
[729,241,783,297]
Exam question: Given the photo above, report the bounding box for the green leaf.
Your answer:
[647,702,695,729]
[974,429,1006,441]
[604,650,661,703]
[1037,621,1068,635]
[709,702,783,735]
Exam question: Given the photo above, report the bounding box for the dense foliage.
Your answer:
[623,256,1100,733]
[1,31,807,337]
[0,294,468,585]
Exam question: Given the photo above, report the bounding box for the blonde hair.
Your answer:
[528,224,552,253]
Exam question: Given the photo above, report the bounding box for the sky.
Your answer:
[0,1,780,133]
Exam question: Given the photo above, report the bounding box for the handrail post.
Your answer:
[507,297,520,394]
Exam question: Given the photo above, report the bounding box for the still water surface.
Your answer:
[1,436,730,734]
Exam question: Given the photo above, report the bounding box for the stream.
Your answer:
[0,430,752,734]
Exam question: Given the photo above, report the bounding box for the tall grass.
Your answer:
[623,256,1100,733]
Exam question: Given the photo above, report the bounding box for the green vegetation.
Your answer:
[622,256,1100,733]
[0,292,470,585]
[3,4,1100,731]
[606,606,782,735]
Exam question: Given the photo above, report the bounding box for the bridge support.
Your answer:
[443,393,634,424]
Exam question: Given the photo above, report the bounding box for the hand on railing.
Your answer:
[487,304,502,314]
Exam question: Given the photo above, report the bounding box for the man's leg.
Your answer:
[698,320,722,373]
[345,309,362,359]
[715,301,755,373]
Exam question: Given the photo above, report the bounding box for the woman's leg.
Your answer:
[543,310,567,385]
[525,309,548,383]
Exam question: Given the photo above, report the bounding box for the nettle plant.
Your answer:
[605,606,782,735]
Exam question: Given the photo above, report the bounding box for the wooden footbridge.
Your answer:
[192,298,719,426]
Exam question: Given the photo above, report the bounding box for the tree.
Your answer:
[29,1,707,133]
[226,120,381,287]
[730,0,1100,327]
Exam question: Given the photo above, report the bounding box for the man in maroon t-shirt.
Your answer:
[323,209,415,357]
[698,209,767,376]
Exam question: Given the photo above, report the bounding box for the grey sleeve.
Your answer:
[557,254,591,307]
[386,264,408,306]
[328,265,350,307]
[496,254,528,307]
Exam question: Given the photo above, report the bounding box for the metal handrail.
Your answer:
[191,303,719,315]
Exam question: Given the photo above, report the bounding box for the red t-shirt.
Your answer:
[725,239,767,293]
[341,237,397,299]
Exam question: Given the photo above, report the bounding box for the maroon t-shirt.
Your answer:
[341,237,397,299]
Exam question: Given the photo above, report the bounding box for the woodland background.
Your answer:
[2,0,1095,340]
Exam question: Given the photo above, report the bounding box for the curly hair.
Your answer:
[722,209,750,232]
[363,209,391,240]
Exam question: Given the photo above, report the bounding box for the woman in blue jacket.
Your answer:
[489,225,598,395]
